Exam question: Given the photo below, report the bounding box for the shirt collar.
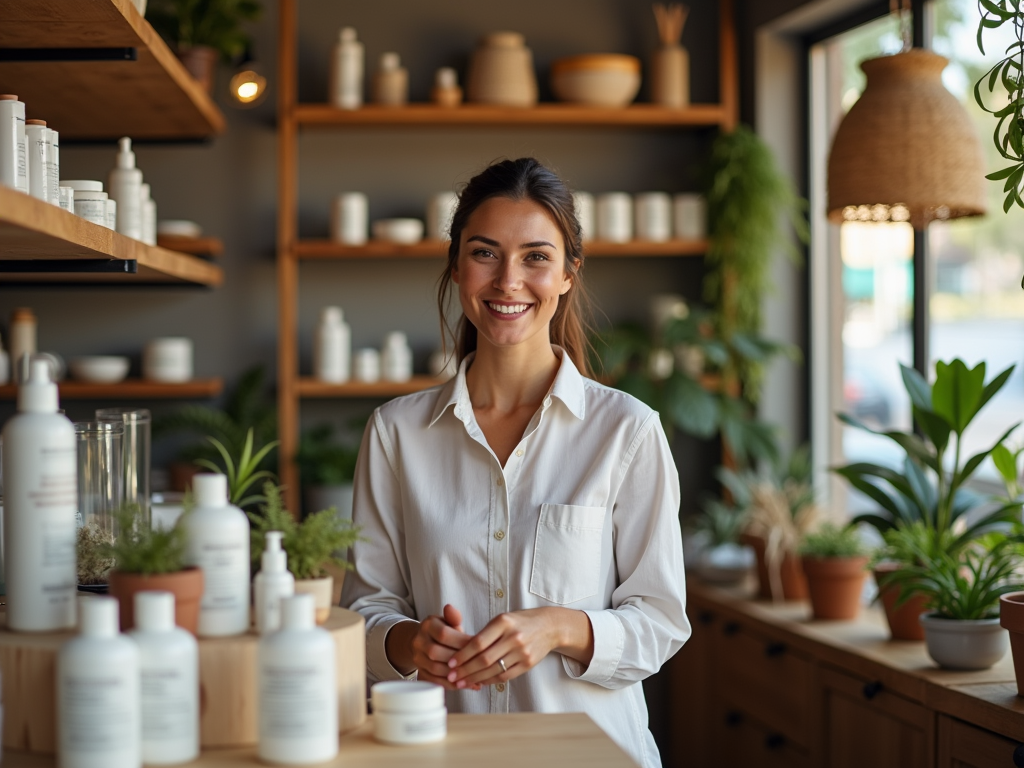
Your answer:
[428,346,587,427]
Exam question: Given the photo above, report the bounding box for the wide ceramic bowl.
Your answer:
[551,54,641,107]
[70,355,130,384]
[373,218,424,244]
[920,613,1008,670]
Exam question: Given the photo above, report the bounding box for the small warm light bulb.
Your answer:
[230,69,267,106]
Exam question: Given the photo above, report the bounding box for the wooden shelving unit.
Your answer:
[0,187,223,286]
[298,376,448,398]
[277,0,738,510]
[295,238,708,260]
[0,0,225,141]
[156,235,224,258]
[0,378,223,401]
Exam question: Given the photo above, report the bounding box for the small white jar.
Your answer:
[596,192,633,243]
[353,348,380,383]
[143,338,193,383]
[673,193,706,240]
[58,186,74,212]
[426,191,459,241]
[381,332,412,383]
[332,192,368,245]
[105,197,117,231]
[371,681,447,745]
[634,192,672,242]
[65,181,108,227]
[573,192,595,242]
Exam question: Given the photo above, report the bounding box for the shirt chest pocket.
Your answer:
[529,503,607,605]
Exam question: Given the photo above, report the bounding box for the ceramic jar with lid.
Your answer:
[466,32,538,107]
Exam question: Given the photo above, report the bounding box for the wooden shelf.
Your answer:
[156,235,223,258]
[298,376,447,398]
[0,377,223,400]
[0,0,224,141]
[295,238,708,260]
[0,187,223,286]
[295,103,729,129]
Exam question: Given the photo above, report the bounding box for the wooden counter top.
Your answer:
[2,713,637,768]
[687,581,1024,742]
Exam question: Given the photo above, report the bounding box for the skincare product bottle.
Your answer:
[182,473,250,637]
[63,180,107,227]
[140,183,157,245]
[0,94,27,192]
[330,27,364,110]
[353,348,380,383]
[371,681,447,745]
[25,119,50,202]
[254,531,295,634]
[331,192,368,245]
[47,127,60,206]
[105,196,117,231]
[373,52,408,106]
[128,591,199,766]
[58,596,141,768]
[381,331,412,382]
[596,192,634,243]
[258,594,338,765]
[9,306,37,383]
[431,67,463,107]
[109,137,143,239]
[2,359,77,632]
[313,306,351,383]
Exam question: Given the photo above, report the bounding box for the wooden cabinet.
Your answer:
[937,716,1024,768]
[719,708,811,768]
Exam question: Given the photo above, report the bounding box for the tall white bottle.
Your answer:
[57,596,141,768]
[314,306,351,383]
[128,591,199,766]
[2,359,77,631]
[258,594,338,765]
[0,94,27,192]
[253,531,295,634]
[182,473,250,636]
[329,27,364,110]
[140,182,157,245]
[108,137,143,240]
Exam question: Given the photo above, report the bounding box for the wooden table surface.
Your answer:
[2,713,638,768]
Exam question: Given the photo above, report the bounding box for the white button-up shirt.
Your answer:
[341,349,690,768]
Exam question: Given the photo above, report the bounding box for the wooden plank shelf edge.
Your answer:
[298,376,448,398]
[295,238,708,259]
[156,235,224,258]
[0,378,223,401]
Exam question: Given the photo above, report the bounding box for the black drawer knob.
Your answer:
[698,610,715,625]
[1012,743,1024,767]
[765,641,787,657]
[862,681,883,700]
[723,622,740,636]
[765,733,785,750]
[725,711,743,727]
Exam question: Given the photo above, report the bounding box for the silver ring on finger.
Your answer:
[498,657,507,674]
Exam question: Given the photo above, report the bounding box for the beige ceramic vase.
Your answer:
[466,32,538,107]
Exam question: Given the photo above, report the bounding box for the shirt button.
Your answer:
[494,530,505,541]
[496,477,503,487]
[496,683,506,692]
[515,449,524,457]
[496,588,504,599]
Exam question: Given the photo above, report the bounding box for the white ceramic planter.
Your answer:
[920,613,1008,670]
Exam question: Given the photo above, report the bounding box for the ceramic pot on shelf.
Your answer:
[107,566,204,635]
[466,32,538,107]
[920,613,1008,670]
[294,576,334,624]
[178,46,219,94]
[999,592,1024,692]
[802,555,869,620]
[873,563,929,641]
[740,533,808,602]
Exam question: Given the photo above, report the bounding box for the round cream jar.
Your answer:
[371,681,447,745]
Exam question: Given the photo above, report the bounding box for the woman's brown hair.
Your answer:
[436,157,595,377]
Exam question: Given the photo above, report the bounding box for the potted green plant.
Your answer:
[799,522,869,621]
[196,427,278,509]
[295,422,361,520]
[881,524,1022,670]
[104,502,204,634]
[835,358,1021,639]
[248,482,361,623]
[147,0,263,93]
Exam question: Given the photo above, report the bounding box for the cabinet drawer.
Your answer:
[719,707,811,768]
[939,715,1024,768]
[717,619,813,747]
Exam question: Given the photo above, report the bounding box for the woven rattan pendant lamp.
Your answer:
[826,4,986,229]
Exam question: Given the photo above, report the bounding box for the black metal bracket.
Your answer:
[0,260,137,274]
[0,47,137,63]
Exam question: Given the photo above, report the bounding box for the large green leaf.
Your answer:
[900,364,933,411]
[664,374,719,438]
[992,443,1018,483]
[837,413,940,471]
[932,359,986,434]
[913,406,952,454]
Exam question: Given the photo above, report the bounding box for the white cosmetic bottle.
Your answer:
[0,94,27,192]
[254,531,295,634]
[25,119,51,202]
[258,594,338,765]
[2,359,77,632]
[140,182,157,245]
[182,473,250,636]
[47,127,60,206]
[381,331,412,382]
[128,591,199,765]
[57,596,141,768]
[314,306,351,383]
[330,27,364,110]
[108,137,143,240]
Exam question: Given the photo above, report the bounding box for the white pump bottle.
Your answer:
[253,530,295,634]
[108,136,143,240]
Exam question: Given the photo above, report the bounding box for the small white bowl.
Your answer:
[70,356,130,384]
[372,218,424,244]
[157,219,202,238]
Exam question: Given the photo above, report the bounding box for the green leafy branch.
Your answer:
[196,428,279,508]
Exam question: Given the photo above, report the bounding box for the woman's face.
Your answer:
[452,196,572,355]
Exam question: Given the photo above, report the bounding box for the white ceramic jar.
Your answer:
[427,191,459,241]
[353,348,381,383]
[143,338,193,383]
[381,332,412,382]
[64,181,108,227]
[573,192,595,242]
[635,192,672,242]
[596,192,633,243]
[673,193,707,240]
[372,681,447,745]
[466,32,538,106]
[331,193,368,245]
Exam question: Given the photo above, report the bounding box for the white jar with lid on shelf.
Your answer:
[381,332,412,382]
[64,181,108,227]
[143,338,193,383]
[331,193,368,245]
[635,192,672,242]
[673,193,706,240]
[596,192,633,243]
[353,348,380,383]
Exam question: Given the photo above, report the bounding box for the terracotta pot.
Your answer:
[874,564,929,641]
[802,555,869,620]
[294,576,333,624]
[1000,592,1024,693]
[107,566,204,635]
[169,461,202,493]
[178,45,219,94]
[740,534,808,602]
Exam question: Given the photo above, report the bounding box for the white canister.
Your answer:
[635,192,672,242]
[143,338,193,383]
[427,191,459,241]
[25,119,50,202]
[673,193,707,240]
[66,181,107,227]
[329,27,364,110]
[371,681,447,745]
[573,191,595,242]
[596,192,633,243]
[58,186,74,212]
[353,348,381,383]
[0,95,26,192]
[140,183,157,245]
[331,192,368,245]
[46,128,59,206]
[313,306,351,383]
[105,197,117,231]
[381,332,412,383]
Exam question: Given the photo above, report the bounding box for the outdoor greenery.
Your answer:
[100,503,190,577]
[196,428,278,508]
[296,422,362,487]
[147,0,262,62]
[247,482,362,580]
[799,522,866,559]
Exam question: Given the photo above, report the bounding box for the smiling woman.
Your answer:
[341,158,690,768]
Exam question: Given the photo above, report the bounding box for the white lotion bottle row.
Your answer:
[254,530,295,634]
[58,596,141,768]
[183,473,251,637]
[129,591,199,766]
[258,594,338,765]
[2,359,77,632]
